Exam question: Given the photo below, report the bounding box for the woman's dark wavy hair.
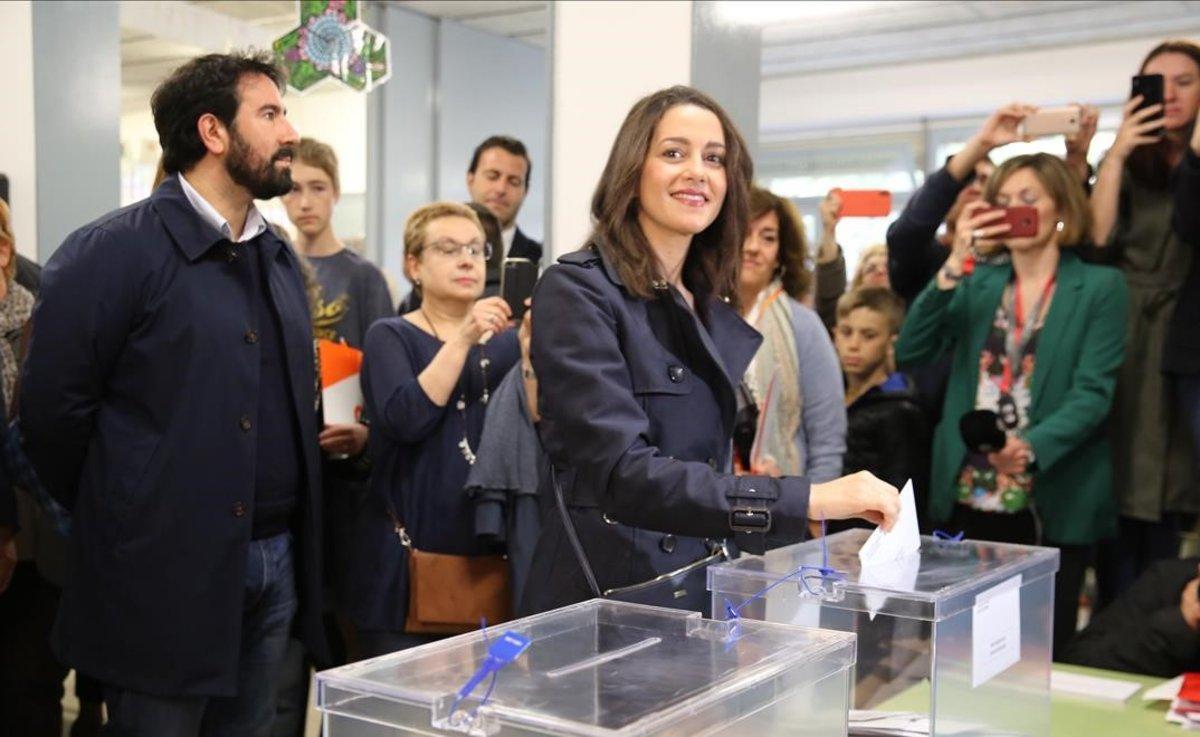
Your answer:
[589,86,753,307]
[748,186,812,300]
[1129,40,1200,189]
[151,51,286,175]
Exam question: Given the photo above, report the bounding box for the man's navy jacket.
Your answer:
[19,176,328,696]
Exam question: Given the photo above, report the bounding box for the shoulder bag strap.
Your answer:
[550,464,602,598]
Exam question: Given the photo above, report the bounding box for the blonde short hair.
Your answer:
[981,153,1090,252]
[0,199,15,284]
[295,137,340,194]
[403,202,485,262]
[851,243,888,291]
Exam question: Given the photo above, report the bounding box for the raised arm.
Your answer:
[1090,96,1164,246]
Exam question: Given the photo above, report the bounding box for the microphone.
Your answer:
[960,410,1007,454]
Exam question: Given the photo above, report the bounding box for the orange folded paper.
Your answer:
[318,340,364,424]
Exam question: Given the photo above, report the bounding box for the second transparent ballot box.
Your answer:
[708,529,1060,737]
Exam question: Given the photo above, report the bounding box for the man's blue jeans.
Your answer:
[103,532,298,737]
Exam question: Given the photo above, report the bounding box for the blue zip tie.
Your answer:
[448,620,531,728]
[724,518,845,623]
[933,529,964,542]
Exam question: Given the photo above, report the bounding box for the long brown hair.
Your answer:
[589,86,753,306]
[748,186,811,300]
[1129,40,1200,189]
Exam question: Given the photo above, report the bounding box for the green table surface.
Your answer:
[878,663,1177,736]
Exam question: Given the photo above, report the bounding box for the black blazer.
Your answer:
[509,226,542,264]
[521,246,812,616]
[20,177,328,696]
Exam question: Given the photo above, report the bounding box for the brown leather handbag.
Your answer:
[391,513,511,635]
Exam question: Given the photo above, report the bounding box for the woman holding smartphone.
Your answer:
[521,86,899,616]
[1090,40,1200,609]
[348,202,521,657]
[897,153,1127,657]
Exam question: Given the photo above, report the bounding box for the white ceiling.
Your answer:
[119,1,548,113]
[394,1,548,46]
[120,1,1200,114]
[755,0,1200,77]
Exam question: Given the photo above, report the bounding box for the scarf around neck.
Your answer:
[743,280,803,476]
[0,281,34,417]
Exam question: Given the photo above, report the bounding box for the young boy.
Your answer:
[834,286,931,529]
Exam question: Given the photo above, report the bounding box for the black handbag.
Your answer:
[550,466,726,613]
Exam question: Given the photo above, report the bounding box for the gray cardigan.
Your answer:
[785,296,847,484]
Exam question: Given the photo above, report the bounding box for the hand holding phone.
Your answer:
[500,258,538,320]
[830,189,892,218]
[1018,105,1082,138]
[1112,79,1166,161]
[981,206,1039,238]
[1131,73,1166,138]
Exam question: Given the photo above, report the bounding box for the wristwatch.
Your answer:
[939,264,963,283]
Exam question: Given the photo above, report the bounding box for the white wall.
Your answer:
[551,0,694,257]
[761,33,1197,137]
[365,3,437,290]
[120,88,368,239]
[0,1,38,259]
[437,20,547,244]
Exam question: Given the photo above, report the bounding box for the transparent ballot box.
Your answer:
[708,529,1060,737]
[315,599,856,736]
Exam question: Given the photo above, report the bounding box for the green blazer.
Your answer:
[895,251,1128,544]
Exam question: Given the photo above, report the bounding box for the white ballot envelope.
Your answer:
[858,480,921,619]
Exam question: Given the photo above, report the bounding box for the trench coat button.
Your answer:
[244,330,259,345]
[226,248,238,263]
[668,365,685,383]
[239,416,253,432]
[232,501,247,517]
[660,534,677,554]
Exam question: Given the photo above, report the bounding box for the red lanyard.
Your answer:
[1001,274,1056,393]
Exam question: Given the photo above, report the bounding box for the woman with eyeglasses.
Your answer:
[346,202,521,658]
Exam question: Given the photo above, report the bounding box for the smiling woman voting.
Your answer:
[521,86,901,616]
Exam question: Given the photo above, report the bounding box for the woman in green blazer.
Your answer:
[897,153,1127,657]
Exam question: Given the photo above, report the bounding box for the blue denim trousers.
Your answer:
[103,532,298,737]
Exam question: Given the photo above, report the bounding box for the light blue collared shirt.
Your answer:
[177,173,267,244]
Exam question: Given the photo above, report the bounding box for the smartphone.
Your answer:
[832,189,892,217]
[1132,73,1166,138]
[500,257,538,320]
[982,206,1039,238]
[1018,105,1081,138]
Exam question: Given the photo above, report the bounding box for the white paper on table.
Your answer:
[322,374,363,425]
[1144,675,1184,701]
[1050,669,1142,702]
[859,479,921,565]
[971,574,1022,688]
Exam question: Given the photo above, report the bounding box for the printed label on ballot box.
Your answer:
[972,574,1022,688]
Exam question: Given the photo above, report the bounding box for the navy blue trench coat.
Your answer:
[521,245,813,615]
[19,176,328,697]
